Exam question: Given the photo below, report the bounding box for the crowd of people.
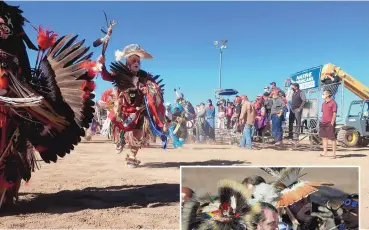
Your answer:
[202,81,303,149]
[88,66,341,160]
[181,168,359,230]
[192,74,339,158]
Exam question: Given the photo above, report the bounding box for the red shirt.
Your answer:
[226,107,233,117]
[321,99,337,124]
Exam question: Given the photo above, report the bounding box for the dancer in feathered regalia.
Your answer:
[98,87,120,143]
[85,102,103,141]
[169,92,186,148]
[167,88,196,148]
[94,19,166,167]
[0,1,97,209]
[182,179,261,230]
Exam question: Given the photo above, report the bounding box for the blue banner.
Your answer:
[290,66,322,90]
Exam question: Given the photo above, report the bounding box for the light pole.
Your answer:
[214,40,228,90]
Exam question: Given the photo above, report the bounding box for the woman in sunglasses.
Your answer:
[340,194,359,230]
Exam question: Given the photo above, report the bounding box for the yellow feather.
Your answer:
[243,202,262,230]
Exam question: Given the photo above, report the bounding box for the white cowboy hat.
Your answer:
[115,44,153,61]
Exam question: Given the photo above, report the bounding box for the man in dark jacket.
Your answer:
[263,92,273,119]
[289,83,306,140]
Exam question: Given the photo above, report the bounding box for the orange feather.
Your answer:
[37,26,58,50]
[101,88,113,102]
[80,81,96,92]
[276,182,329,208]
[79,61,98,78]
[83,91,91,100]
[0,76,9,89]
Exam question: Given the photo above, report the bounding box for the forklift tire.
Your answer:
[337,129,360,147]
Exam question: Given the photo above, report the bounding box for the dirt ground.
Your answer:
[0,135,368,229]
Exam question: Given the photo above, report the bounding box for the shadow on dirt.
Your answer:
[335,154,367,158]
[188,147,231,150]
[257,142,369,155]
[0,183,179,215]
[148,145,174,149]
[81,140,112,144]
[141,160,251,168]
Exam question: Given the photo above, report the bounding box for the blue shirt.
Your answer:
[205,106,215,119]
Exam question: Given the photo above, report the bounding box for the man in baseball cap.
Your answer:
[270,82,281,96]
[240,95,247,101]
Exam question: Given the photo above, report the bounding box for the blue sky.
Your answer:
[13,1,369,111]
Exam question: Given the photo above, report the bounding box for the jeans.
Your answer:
[240,124,252,149]
[271,115,283,142]
[217,112,225,129]
[205,118,215,140]
[289,109,303,140]
[226,116,232,129]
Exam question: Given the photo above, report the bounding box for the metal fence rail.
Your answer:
[211,82,346,148]
[291,82,344,148]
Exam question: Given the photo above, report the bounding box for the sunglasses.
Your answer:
[326,195,358,211]
[343,198,358,208]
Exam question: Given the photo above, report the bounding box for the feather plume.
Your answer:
[115,49,125,61]
[260,167,285,178]
[22,34,96,163]
[175,88,181,98]
[79,61,98,78]
[250,182,281,206]
[0,76,9,89]
[182,201,202,230]
[273,168,301,190]
[277,181,332,208]
[101,88,114,103]
[36,26,58,50]
[243,202,262,230]
[269,168,334,208]
[182,179,253,230]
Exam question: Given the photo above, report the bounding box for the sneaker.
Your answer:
[126,161,138,168]
[116,148,123,154]
[126,158,141,168]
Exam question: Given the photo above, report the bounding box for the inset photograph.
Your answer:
[181,167,359,230]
